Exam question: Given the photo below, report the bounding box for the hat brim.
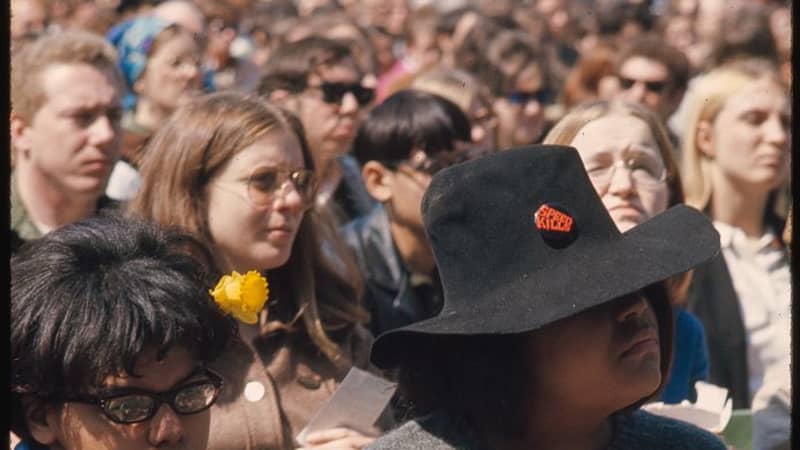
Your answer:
[371,204,720,368]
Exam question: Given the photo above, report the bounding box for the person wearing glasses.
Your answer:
[366,146,726,450]
[11,215,235,450]
[614,35,690,137]
[543,99,711,405]
[473,30,553,150]
[105,15,203,201]
[259,36,377,223]
[344,90,473,338]
[129,92,380,450]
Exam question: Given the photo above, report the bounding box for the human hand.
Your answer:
[295,427,376,450]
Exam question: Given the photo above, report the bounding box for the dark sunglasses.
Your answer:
[619,77,669,94]
[318,82,375,106]
[506,89,551,105]
[58,370,223,424]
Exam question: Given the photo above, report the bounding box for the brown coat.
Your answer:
[207,325,376,450]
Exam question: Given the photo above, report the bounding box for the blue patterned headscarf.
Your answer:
[107,16,171,110]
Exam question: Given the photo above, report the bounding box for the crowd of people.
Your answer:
[9,0,791,449]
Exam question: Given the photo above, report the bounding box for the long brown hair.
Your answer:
[128,92,367,363]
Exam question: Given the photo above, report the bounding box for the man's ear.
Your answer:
[695,119,715,159]
[362,161,395,203]
[10,112,33,160]
[21,395,59,446]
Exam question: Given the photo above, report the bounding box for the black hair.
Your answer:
[11,215,235,441]
[351,89,471,165]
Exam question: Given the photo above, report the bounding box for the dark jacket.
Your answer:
[686,253,750,409]
[341,205,443,337]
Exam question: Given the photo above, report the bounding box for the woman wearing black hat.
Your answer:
[367,146,726,450]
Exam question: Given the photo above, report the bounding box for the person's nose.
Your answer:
[338,91,359,115]
[624,82,647,104]
[471,124,486,143]
[273,180,306,212]
[605,162,635,197]
[182,61,201,82]
[523,99,542,117]
[763,114,788,148]
[88,114,117,148]
[148,404,184,447]
[614,295,650,323]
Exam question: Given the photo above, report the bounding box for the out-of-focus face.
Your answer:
[135,31,202,113]
[617,57,674,119]
[294,57,368,166]
[12,63,123,197]
[493,63,547,149]
[33,346,212,450]
[468,97,498,157]
[206,130,308,273]
[365,0,409,36]
[569,114,669,232]
[11,0,47,39]
[702,78,790,195]
[525,294,662,412]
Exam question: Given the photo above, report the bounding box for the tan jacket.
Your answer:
[207,325,376,450]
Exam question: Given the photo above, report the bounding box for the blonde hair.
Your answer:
[11,30,122,122]
[544,99,683,207]
[129,92,367,363]
[680,65,784,211]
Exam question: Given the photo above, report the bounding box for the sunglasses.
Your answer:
[619,77,669,94]
[506,89,551,105]
[316,82,375,106]
[58,371,223,424]
[247,167,317,209]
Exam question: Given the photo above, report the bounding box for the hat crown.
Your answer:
[422,146,620,310]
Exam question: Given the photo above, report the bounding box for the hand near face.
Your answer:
[296,427,376,450]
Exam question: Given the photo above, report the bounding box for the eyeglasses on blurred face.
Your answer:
[313,82,375,106]
[58,370,224,424]
[584,153,667,193]
[388,145,475,177]
[506,88,552,105]
[246,166,317,209]
[618,76,670,95]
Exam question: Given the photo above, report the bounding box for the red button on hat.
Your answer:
[534,202,578,248]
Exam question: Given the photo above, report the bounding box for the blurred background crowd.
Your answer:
[9,0,792,449]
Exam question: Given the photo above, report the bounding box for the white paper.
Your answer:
[295,367,397,445]
[642,381,733,433]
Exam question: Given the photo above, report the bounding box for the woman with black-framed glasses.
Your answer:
[11,215,236,450]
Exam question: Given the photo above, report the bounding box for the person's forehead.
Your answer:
[515,64,543,90]
[721,80,790,114]
[619,56,669,81]
[573,115,658,150]
[39,63,122,110]
[101,346,199,393]
[313,58,361,82]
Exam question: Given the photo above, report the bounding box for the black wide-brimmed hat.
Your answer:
[371,145,721,368]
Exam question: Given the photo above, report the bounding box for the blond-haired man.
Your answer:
[11,30,124,245]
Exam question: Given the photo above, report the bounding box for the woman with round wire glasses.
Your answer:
[543,99,711,405]
[11,215,235,450]
[128,92,380,450]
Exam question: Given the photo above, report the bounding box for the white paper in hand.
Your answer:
[295,367,397,446]
[642,381,733,433]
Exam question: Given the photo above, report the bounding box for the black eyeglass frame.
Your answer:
[314,82,375,106]
[56,369,224,424]
[618,76,671,94]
